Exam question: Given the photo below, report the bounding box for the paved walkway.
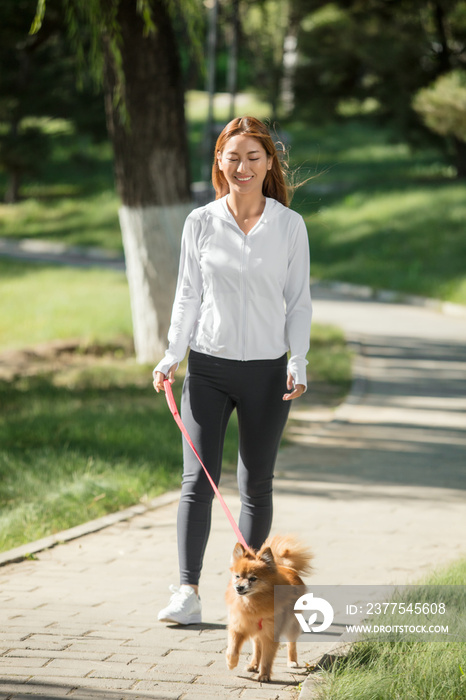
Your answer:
[1,285,465,700]
[0,238,125,270]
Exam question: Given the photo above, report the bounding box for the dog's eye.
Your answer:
[235,574,240,579]
[249,576,257,582]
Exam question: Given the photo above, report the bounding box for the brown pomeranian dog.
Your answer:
[225,535,313,682]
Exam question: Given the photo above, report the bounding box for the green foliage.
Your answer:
[293,0,466,142]
[0,0,107,201]
[0,126,50,184]
[241,0,291,116]
[413,70,466,142]
[30,0,205,118]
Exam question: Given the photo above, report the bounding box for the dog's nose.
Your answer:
[235,585,246,594]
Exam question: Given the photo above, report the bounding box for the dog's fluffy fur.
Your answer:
[225,535,313,682]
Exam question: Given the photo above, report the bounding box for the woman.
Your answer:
[154,116,312,625]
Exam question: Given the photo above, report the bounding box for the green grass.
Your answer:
[0,254,350,552]
[0,258,133,351]
[306,323,352,390]
[0,335,349,553]
[0,120,122,251]
[312,559,466,700]
[0,190,122,252]
[1,95,465,303]
[0,362,186,551]
[286,119,466,304]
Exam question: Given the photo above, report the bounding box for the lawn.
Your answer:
[0,258,132,351]
[0,356,184,552]
[0,314,350,552]
[288,119,466,304]
[1,93,465,303]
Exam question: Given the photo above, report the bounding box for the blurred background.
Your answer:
[0,0,465,551]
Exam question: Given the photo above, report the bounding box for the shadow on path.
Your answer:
[282,330,466,496]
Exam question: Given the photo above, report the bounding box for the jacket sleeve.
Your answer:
[284,215,312,388]
[153,211,203,377]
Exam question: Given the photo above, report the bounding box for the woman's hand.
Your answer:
[282,372,306,401]
[153,365,176,393]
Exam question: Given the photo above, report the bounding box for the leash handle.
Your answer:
[163,379,250,552]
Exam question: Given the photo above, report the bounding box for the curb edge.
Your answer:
[0,489,180,568]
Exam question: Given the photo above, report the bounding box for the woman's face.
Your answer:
[217,134,272,198]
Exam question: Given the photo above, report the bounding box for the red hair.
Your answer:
[212,117,290,207]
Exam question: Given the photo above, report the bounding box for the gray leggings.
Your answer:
[178,349,291,585]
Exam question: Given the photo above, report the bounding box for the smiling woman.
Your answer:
[212,116,289,207]
[217,135,272,234]
[153,116,313,626]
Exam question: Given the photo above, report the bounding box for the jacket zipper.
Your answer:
[240,235,248,360]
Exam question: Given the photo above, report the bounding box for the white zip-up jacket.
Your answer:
[154,195,312,387]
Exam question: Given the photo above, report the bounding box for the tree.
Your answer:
[292,1,466,138]
[0,0,104,202]
[240,0,298,120]
[102,1,194,363]
[34,0,200,363]
[413,70,466,177]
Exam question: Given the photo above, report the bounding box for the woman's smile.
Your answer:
[218,134,272,195]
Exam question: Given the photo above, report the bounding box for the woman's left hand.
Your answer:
[282,373,306,401]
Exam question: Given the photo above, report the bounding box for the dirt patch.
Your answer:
[0,339,347,422]
[0,337,135,381]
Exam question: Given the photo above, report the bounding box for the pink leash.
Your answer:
[163,379,250,551]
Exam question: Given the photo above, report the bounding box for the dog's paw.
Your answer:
[246,662,259,672]
[287,660,299,668]
[226,653,239,670]
[258,672,271,682]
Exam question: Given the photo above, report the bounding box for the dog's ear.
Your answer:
[231,542,246,563]
[259,546,276,568]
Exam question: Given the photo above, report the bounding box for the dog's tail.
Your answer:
[262,534,313,576]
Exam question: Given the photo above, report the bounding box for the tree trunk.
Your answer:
[119,203,191,362]
[227,0,239,122]
[433,1,452,75]
[454,137,466,179]
[103,0,193,363]
[5,170,21,204]
[281,33,298,117]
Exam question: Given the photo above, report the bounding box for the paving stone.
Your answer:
[4,640,71,653]
[240,688,298,699]
[176,691,239,700]
[0,693,72,699]
[0,657,50,669]
[3,649,113,663]
[26,677,135,691]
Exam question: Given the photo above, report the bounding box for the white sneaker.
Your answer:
[158,584,202,625]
